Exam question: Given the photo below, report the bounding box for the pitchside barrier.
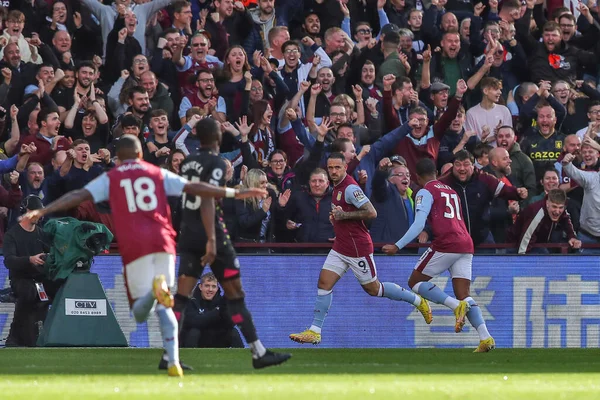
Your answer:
[1,254,599,348]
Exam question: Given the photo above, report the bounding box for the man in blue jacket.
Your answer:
[370,156,415,246]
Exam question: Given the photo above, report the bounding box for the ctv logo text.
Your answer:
[75,301,97,309]
[65,299,107,316]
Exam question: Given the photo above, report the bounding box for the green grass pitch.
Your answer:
[1,348,600,399]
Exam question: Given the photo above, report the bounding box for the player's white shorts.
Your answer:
[414,248,472,280]
[323,249,377,285]
[124,252,175,301]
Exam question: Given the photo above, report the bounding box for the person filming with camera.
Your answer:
[3,195,62,346]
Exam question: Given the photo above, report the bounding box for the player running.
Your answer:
[20,135,267,377]
[382,158,495,352]
[172,118,291,369]
[289,153,432,345]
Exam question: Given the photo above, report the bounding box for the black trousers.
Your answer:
[5,278,62,347]
[181,327,244,348]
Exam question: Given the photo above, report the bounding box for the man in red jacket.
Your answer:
[507,189,581,254]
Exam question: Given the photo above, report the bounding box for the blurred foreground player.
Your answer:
[289,153,432,345]
[20,135,267,376]
[383,158,495,352]
[173,118,291,369]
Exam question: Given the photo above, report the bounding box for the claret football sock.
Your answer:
[381,282,420,305]
[156,305,179,366]
[412,281,459,309]
[132,290,156,323]
[309,289,333,334]
[465,297,491,340]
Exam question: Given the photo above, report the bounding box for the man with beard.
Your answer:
[507,189,580,254]
[516,2,596,83]
[299,10,323,47]
[521,103,566,181]
[172,31,222,98]
[178,69,226,125]
[427,30,472,96]
[58,139,111,193]
[495,125,536,200]
[484,147,520,243]
[305,70,337,125]
[21,109,71,167]
[249,0,289,53]
[440,150,527,248]
[465,77,512,146]
[112,86,152,139]
[382,75,432,129]
[0,43,38,106]
[140,71,174,123]
[151,29,181,93]
[53,61,99,120]
[357,61,381,102]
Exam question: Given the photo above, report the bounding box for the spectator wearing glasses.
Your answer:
[172,31,223,98]
[370,156,415,246]
[551,80,600,135]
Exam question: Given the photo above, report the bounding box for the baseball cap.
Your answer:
[390,155,407,166]
[380,23,401,36]
[304,9,319,19]
[430,81,451,93]
[21,195,44,212]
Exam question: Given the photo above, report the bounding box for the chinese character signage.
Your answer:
[1,255,599,348]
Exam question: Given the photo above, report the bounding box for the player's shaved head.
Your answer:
[197,117,222,147]
[415,158,437,178]
[116,134,143,160]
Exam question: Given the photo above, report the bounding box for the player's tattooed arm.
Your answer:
[331,201,377,221]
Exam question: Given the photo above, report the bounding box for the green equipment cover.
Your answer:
[43,217,113,281]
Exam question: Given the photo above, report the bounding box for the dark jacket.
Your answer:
[440,168,521,246]
[182,285,232,332]
[516,8,597,83]
[234,189,279,242]
[370,171,414,243]
[506,198,576,254]
[482,166,519,243]
[283,188,334,243]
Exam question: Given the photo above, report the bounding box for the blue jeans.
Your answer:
[577,231,600,254]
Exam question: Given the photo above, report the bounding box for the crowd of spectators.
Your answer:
[0,0,598,258]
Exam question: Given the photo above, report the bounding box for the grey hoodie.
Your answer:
[563,162,600,236]
[249,8,275,51]
[81,0,173,59]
